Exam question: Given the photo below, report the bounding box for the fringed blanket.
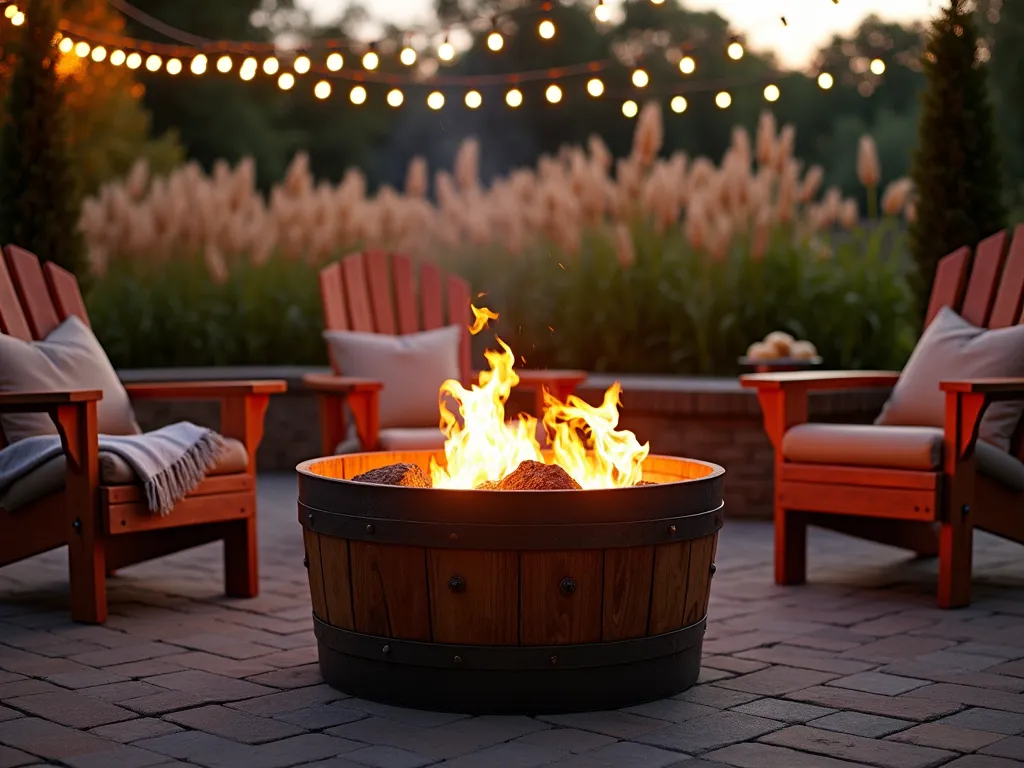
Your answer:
[0,422,223,515]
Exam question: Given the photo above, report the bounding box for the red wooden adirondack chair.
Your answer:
[305,250,588,455]
[0,245,287,623]
[742,226,1024,607]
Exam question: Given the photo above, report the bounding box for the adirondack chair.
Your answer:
[742,226,1024,608]
[305,250,588,455]
[0,245,287,623]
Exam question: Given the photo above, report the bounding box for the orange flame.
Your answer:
[429,306,649,489]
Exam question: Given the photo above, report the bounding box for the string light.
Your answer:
[438,39,455,61]
[10,10,23,25]
[362,50,379,70]
[595,0,611,22]
[166,57,182,75]
[465,90,482,109]
[427,91,445,110]
[545,84,562,103]
[538,19,556,39]
[400,47,417,65]
[622,100,638,118]
[350,85,367,104]
[487,31,503,51]
[126,52,142,69]
[651,0,666,5]
[58,37,74,54]
[110,49,126,66]
[387,88,404,107]
[294,55,310,74]
[3,5,17,19]
[679,56,695,74]
[326,53,344,71]
[278,72,294,90]
[263,57,279,75]
[506,88,523,107]
[217,55,232,73]
[240,57,257,81]
[631,68,649,88]
[190,54,207,75]
[670,95,687,113]
[314,80,331,99]
[145,54,162,72]
[716,91,732,108]
[74,41,90,58]
[764,83,780,102]
[587,78,604,97]
[727,41,744,60]
[90,46,106,62]
[870,58,885,75]
[818,72,834,89]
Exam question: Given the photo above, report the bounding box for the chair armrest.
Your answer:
[942,378,1024,468]
[940,378,1024,398]
[741,371,901,392]
[302,374,382,454]
[0,391,100,476]
[0,389,103,413]
[123,380,287,400]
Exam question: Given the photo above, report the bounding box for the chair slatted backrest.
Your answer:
[0,245,92,450]
[320,252,472,380]
[925,226,1024,461]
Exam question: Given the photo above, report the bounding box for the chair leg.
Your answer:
[224,515,259,598]
[938,515,973,608]
[68,537,107,624]
[775,506,807,585]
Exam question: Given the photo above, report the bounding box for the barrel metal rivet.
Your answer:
[668,524,677,535]
[453,655,463,666]
[449,532,459,542]
[72,518,81,532]
[448,575,465,593]
[559,578,577,595]
[550,655,558,666]
[382,645,391,655]
[365,524,375,534]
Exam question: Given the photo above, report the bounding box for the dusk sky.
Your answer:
[299,0,939,69]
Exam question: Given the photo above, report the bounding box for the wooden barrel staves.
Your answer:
[297,450,725,714]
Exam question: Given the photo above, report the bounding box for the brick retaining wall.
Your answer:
[119,367,892,519]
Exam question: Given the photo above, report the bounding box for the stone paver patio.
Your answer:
[1,474,1023,767]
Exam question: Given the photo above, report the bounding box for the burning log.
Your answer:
[497,460,581,491]
[351,463,432,488]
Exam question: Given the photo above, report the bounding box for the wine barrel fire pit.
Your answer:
[298,449,724,714]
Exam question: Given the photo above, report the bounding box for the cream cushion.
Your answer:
[0,437,249,513]
[875,307,1024,451]
[0,316,141,444]
[323,325,462,430]
[783,423,1024,491]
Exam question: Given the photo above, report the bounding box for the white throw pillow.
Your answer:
[323,325,463,429]
[0,316,141,443]
[875,306,1024,451]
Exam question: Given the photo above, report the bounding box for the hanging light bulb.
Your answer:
[631,68,649,87]
[10,10,23,25]
[326,53,344,71]
[506,88,523,107]
[362,49,378,70]
[190,54,208,75]
[727,40,744,60]
[293,55,310,74]
[217,55,232,73]
[3,5,17,19]
[90,46,107,62]
[595,0,611,22]
[126,52,142,69]
[715,90,732,108]
[145,54,162,72]
[622,100,638,118]
[427,91,445,110]
[263,57,279,75]
[545,84,562,103]
[387,88,404,107]
[870,58,885,75]
[110,49,126,66]
[465,90,482,109]
[670,95,687,113]
[74,41,91,58]
[400,47,417,65]
[58,37,74,54]
[651,0,666,4]
[166,58,182,75]
[487,31,504,51]
[587,78,604,97]
[764,84,780,102]
[350,85,367,104]
[539,19,556,39]
[278,72,295,90]
[240,57,258,81]
[438,38,455,61]
[818,72,834,89]
[679,56,695,74]
[314,80,331,99]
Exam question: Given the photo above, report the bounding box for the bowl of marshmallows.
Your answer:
[740,331,821,371]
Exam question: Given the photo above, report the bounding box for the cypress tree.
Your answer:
[909,0,1005,316]
[0,0,85,276]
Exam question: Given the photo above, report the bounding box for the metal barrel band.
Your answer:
[313,615,707,672]
[299,501,724,549]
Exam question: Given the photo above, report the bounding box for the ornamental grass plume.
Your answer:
[881,178,914,217]
[857,135,881,218]
[631,102,663,168]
